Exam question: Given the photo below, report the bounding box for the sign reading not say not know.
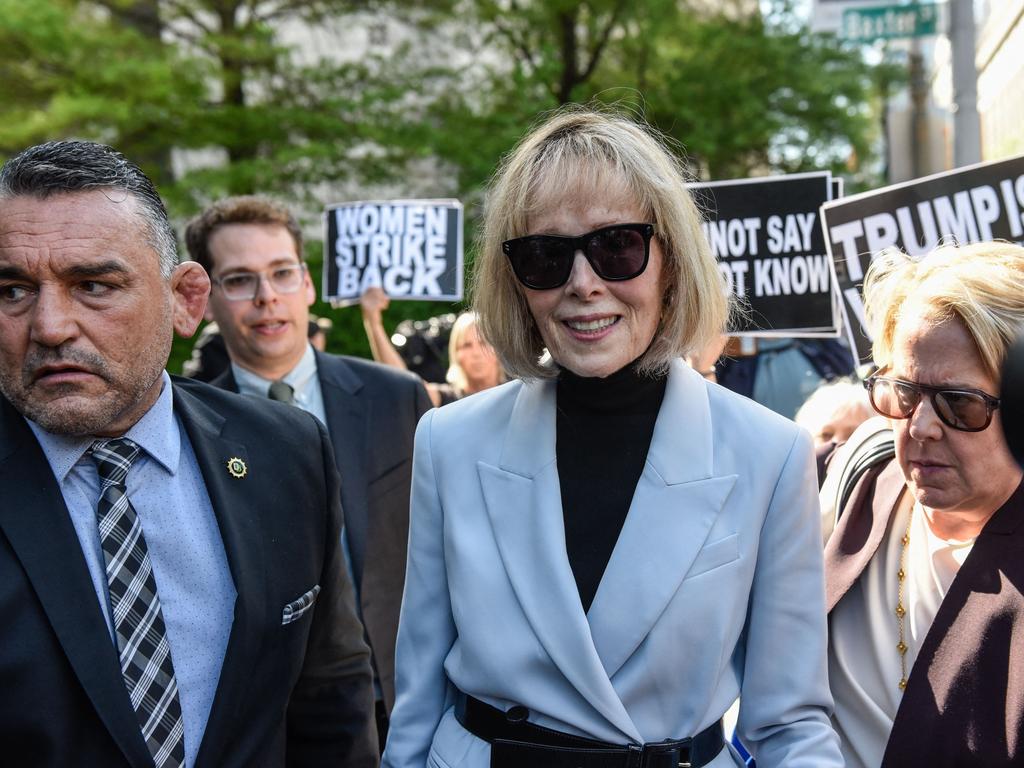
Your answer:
[323,199,463,306]
[691,172,838,336]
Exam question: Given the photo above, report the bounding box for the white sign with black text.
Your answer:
[323,199,463,305]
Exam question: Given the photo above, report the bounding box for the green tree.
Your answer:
[597,3,885,180]
[0,0,203,188]
[417,0,891,192]
[0,0,898,370]
[0,0,454,370]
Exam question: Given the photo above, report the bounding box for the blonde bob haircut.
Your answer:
[472,106,729,380]
[445,311,503,392]
[445,312,477,393]
[864,240,1024,381]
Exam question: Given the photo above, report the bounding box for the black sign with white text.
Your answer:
[691,172,837,336]
[323,199,463,305]
[821,153,1024,362]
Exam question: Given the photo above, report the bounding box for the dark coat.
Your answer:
[0,378,378,768]
[212,351,431,711]
[825,459,1024,767]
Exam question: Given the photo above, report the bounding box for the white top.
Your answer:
[829,495,975,768]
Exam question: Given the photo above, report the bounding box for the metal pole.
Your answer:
[909,40,928,178]
[950,0,982,165]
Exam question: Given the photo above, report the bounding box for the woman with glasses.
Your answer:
[823,241,1024,767]
[382,108,841,768]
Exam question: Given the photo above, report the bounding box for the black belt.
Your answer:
[455,694,725,768]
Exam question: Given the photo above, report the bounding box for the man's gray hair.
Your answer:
[0,140,178,278]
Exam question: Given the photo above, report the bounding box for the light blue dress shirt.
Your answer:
[27,372,237,768]
[232,343,327,426]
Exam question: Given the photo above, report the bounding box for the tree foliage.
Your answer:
[0,0,897,366]
[0,0,204,186]
[416,0,894,191]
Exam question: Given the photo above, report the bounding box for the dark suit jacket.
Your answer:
[212,351,431,711]
[0,377,378,768]
[825,459,1024,767]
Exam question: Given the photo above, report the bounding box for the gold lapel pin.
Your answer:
[226,457,248,479]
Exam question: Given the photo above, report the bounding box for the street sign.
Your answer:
[841,2,939,41]
[812,1,890,34]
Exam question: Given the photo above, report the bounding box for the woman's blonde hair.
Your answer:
[472,105,729,379]
[445,312,493,392]
[864,241,1024,381]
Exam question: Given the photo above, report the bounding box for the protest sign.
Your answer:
[821,153,1024,362]
[323,199,463,306]
[691,172,837,336]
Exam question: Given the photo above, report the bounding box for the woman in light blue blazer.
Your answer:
[383,108,842,768]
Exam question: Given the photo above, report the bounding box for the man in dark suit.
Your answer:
[0,141,378,767]
[184,196,431,740]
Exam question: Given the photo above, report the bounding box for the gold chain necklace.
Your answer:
[895,503,913,690]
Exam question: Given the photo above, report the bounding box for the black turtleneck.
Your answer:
[556,360,667,613]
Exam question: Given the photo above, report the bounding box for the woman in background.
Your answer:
[361,286,502,406]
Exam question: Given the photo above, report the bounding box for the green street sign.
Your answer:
[841,2,939,41]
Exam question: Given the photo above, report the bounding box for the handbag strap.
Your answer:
[834,418,895,522]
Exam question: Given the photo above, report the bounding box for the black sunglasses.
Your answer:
[502,223,655,290]
[863,375,1002,432]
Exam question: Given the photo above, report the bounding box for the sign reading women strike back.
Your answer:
[323,199,463,306]
[821,153,1024,363]
[691,172,838,336]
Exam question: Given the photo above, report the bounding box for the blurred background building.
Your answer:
[931,0,1024,162]
[814,0,1022,182]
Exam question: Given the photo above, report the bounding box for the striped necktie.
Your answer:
[91,438,186,768]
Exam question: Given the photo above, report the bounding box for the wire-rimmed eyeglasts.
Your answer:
[863,375,1001,432]
[502,223,655,290]
[212,263,306,301]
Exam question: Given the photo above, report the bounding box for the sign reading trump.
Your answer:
[323,199,463,305]
[821,153,1024,362]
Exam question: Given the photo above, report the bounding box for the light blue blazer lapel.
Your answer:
[477,378,642,742]
[587,360,737,679]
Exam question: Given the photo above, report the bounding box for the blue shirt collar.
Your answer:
[26,371,180,480]
[231,343,318,399]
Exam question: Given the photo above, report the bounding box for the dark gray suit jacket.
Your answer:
[213,351,431,711]
[0,377,378,767]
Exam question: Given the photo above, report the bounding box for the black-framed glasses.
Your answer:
[502,223,655,290]
[212,263,306,301]
[863,375,1001,432]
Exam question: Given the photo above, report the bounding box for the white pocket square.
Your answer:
[281,584,321,625]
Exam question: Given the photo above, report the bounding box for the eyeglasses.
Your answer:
[212,263,306,301]
[863,375,1001,432]
[502,223,655,290]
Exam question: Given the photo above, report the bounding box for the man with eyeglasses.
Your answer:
[185,196,431,745]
